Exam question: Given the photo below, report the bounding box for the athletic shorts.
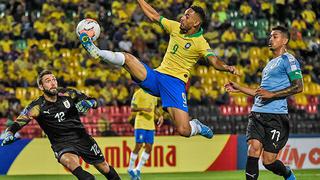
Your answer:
[135,63,188,112]
[246,112,290,153]
[135,129,155,144]
[51,135,104,164]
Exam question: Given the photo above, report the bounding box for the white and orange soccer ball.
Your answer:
[76,18,101,41]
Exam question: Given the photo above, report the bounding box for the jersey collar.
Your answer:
[184,28,203,38]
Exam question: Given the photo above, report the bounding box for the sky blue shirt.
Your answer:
[252,52,303,114]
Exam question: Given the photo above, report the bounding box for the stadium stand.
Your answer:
[0,0,319,137]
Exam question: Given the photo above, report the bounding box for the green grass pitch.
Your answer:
[0,169,319,180]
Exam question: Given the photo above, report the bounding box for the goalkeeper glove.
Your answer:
[75,99,96,113]
[1,129,15,146]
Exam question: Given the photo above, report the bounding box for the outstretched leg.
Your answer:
[79,32,147,82]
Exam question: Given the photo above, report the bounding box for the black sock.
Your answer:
[263,160,291,178]
[72,166,95,180]
[246,156,259,180]
[102,165,121,180]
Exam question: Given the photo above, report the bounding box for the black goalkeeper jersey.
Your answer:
[16,88,94,145]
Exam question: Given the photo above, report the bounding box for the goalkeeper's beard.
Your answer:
[43,88,58,96]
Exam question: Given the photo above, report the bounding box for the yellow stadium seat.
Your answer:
[303,75,311,84]
[196,66,208,76]
[309,83,319,96]
[303,84,310,95]
[294,94,308,106]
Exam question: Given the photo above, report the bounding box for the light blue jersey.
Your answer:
[252,52,303,114]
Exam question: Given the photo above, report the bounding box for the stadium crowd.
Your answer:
[0,0,319,135]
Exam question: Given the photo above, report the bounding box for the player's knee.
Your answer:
[133,144,143,153]
[262,155,277,165]
[145,144,153,153]
[123,53,133,64]
[176,126,190,137]
[248,142,262,157]
[60,157,78,170]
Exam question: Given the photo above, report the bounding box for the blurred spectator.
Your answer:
[301,4,316,25]
[21,15,32,38]
[288,27,307,50]
[204,25,220,44]
[291,15,307,32]
[0,35,13,53]
[6,44,20,61]
[240,27,255,43]
[188,79,205,105]
[240,2,252,17]
[0,94,9,117]
[261,0,273,19]
[221,27,237,43]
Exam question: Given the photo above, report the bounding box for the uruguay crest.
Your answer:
[63,100,71,108]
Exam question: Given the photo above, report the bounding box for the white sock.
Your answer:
[189,119,201,137]
[128,152,138,170]
[98,49,125,66]
[136,151,150,171]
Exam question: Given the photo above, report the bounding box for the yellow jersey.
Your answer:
[131,89,158,130]
[156,17,215,83]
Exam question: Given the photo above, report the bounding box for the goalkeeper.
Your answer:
[1,70,121,180]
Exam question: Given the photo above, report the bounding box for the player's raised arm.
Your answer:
[207,55,239,75]
[225,81,256,97]
[137,0,161,22]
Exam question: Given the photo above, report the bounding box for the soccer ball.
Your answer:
[76,18,101,41]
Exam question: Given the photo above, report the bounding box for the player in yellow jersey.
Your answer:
[127,88,163,180]
[79,0,238,139]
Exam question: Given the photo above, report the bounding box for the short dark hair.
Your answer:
[272,25,290,43]
[37,70,53,86]
[190,6,206,25]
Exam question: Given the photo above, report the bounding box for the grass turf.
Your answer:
[0,169,319,180]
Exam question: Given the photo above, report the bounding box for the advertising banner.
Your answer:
[0,135,237,175]
[258,137,320,170]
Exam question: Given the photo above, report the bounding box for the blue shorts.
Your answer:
[135,129,155,144]
[135,63,188,112]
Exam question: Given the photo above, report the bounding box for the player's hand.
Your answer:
[226,65,240,76]
[76,99,96,113]
[224,81,240,93]
[157,116,164,127]
[256,88,275,100]
[1,129,15,146]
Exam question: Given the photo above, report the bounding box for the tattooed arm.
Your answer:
[256,79,303,100]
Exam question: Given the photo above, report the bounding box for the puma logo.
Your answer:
[246,172,256,178]
[273,143,278,149]
[43,110,50,114]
